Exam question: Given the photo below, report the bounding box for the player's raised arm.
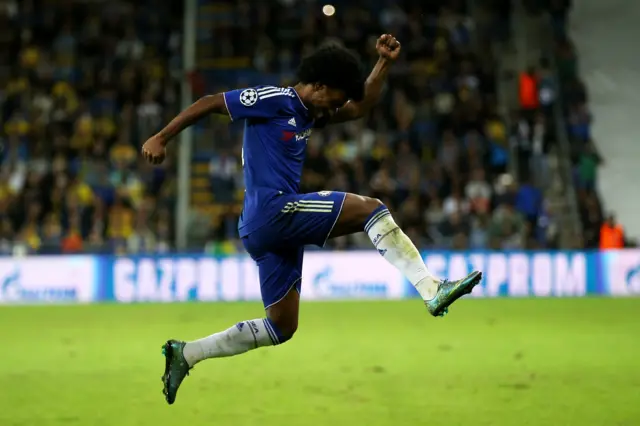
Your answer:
[329,34,401,124]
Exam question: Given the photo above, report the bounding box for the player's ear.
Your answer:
[313,82,325,93]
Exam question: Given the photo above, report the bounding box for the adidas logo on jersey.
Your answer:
[288,117,297,127]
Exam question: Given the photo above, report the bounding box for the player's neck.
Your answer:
[293,83,310,108]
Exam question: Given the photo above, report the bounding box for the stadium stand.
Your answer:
[191,0,555,252]
[0,0,559,254]
[538,0,629,249]
[0,0,182,255]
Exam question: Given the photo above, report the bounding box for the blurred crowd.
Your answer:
[195,0,554,253]
[0,0,182,255]
[523,0,627,249]
[0,0,569,255]
[508,0,631,250]
[549,3,627,249]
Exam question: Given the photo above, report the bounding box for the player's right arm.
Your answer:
[142,93,227,164]
[156,93,228,144]
[142,87,281,164]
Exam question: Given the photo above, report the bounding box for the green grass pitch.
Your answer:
[1,298,638,426]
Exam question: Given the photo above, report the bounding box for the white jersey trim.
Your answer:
[256,86,295,99]
[290,86,308,110]
[222,91,234,121]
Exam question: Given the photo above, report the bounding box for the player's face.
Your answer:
[309,85,347,120]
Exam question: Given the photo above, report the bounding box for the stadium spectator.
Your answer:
[490,202,526,250]
[576,142,602,192]
[519,66,539,118]
[465,168,492,213]
[599,214,624,250]
[537,58,556,115]
[580,191,603,249]
[515,178,543,226]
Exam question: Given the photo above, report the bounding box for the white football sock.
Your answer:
[183,319,279,367]
[365,207,440,300]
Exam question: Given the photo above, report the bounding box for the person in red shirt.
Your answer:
[519,66,539,120]
[600,214,625,250]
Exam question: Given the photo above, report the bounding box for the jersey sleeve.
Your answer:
[223,86,291,121]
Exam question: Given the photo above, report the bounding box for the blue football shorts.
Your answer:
[241,190,347,308]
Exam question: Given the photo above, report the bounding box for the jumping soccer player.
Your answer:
[142,34,482,405]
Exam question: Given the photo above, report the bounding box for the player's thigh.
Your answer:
[278,190,347,247]
[328,193,384,239]
[253,246,304,334]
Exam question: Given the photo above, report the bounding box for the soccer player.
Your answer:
[142,34,482,405]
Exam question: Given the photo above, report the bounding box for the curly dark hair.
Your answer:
[296,43,365,102]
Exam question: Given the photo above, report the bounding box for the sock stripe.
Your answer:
[262,319,275,345]
[267,320,280,344]
[264,319,280,344]
[364,205,389,230]
[371,227,398,247]
[262,319,278,345]
[365,209,388,230]
[246,321,259,348]
[364,208,391,233]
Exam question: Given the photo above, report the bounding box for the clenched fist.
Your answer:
[376,34,401,61]
[141,135,167,165]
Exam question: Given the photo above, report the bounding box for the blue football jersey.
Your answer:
[223,86,315,236]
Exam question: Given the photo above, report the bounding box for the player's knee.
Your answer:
[366,197,385,213]
[359,196,385,220]
[265,285,299,344]
[279,320,298,344]
[269,316,298,344]
[340,194,387,233]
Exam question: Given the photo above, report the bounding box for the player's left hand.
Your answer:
[376,34,401,61]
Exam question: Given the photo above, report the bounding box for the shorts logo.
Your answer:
[236,322,245,331]
[318,191,332,197]
[239,89,258,106]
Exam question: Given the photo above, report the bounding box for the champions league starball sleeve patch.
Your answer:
[239,89,258,106]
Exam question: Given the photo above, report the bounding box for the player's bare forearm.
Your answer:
[142,93,229,164]
[361,57,392,111]
[156,93,228,145]
[330,34,400,124]
[329,58,391,124]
